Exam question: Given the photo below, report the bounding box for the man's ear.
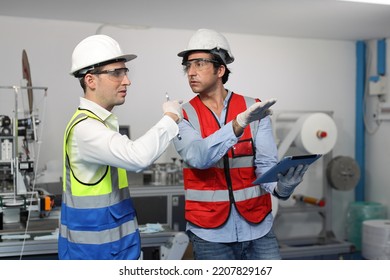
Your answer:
[84,73,97,90]
[217,64,226,78]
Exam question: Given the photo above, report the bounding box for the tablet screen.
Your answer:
[253,154,322,184]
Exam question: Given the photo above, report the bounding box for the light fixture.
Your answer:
[338,0,390,5]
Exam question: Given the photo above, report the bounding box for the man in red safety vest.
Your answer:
[173,29,309,260]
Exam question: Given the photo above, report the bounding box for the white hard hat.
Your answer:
[70,34,137,77]
[178,29,234,64]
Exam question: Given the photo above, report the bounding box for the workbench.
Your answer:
[0,210,188,259]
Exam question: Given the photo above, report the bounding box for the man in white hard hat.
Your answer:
[173,29,308,260]
[58,34,182,260]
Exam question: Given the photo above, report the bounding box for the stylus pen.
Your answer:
[165,92,182,140]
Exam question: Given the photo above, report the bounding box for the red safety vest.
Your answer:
[182,92,271,228]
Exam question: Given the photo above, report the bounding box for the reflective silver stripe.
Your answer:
[60,218,138,244]
[65,158,71,193]
[184,156,253,169]
[185,189,229,202]
[186,186,267,203]
[63,187,131,208]
[233,185,267,202]
[243,96,259,134]
[183,103,200,132]
[65,113,88,136]
[229,156,254,168]
[184,160,225,169]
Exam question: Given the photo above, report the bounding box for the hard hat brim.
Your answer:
[177,49,204,58]
[70,53,137,76]
[177,49,234,64]
[119,54,137,62]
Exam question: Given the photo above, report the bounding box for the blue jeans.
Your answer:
[187,229,281,260]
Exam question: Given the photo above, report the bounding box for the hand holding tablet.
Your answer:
[253,154,322,184]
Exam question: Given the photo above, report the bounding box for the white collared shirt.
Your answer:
[68,97,179,182]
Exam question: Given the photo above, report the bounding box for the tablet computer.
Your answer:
[253,154,322,184]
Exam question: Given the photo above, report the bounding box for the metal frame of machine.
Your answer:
[0,85,53,226]
[272,110,354,259]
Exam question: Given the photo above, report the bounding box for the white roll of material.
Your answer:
[362,219,390,259]
[294,113,337,155]
[276,112,338,158]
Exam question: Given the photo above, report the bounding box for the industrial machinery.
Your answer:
[0,82,54,227]
[0,83,59,259]
[0,50,58,260]
[271,110,357,259]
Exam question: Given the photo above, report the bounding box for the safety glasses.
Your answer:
[182,58,219,73]
[91,67,129,82]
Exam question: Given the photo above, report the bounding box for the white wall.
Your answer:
[0,16,358,240]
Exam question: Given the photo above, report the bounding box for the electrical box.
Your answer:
[369,75,388,95]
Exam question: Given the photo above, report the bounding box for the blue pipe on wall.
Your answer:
[355,41,366,201]
[377,39,386,76]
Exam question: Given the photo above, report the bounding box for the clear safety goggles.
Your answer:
[182,58,219,73]
[91,67,129,82]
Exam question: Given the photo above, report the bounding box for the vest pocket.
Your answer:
[110,230,141,259]
[186,169,217,189]
[231,139,254,158]
[236,167,256,187]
